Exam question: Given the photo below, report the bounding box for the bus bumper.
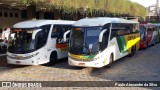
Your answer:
[68,58,104,68]
[7,57,39,65]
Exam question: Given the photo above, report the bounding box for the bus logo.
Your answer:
[2,82,11,87]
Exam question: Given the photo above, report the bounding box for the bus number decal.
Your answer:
[128,35,136,41]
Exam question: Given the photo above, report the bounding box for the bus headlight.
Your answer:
[8,52,39,60]
[93,55,103,61]
[23,52,39,59]
[93,57,99,61]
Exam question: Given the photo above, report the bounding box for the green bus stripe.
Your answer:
[116,36,127,53]
[83,55,96,59]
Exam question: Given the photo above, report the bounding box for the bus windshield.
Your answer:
[8,25,51,54]
[69,27,102,55]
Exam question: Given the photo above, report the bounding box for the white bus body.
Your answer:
[7,20,75,65]
[64,17,140,68]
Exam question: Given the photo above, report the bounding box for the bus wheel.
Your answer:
[47,52,57,66]
[107,54,113,68]
[129,46,135,57]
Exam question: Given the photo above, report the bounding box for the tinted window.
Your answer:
[112,23,138,34]
[101,30,109,50]
[110,23,138,40]
[8,25,51,54]
[148,28,155,32]
[140,25,145,35]
[36,25,51,49]
[51,25,72,38]
[51,25,72,45]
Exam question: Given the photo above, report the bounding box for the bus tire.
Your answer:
[129,46,135,57]
[107,53,114,68]
[135,46,137,53]
[47,51,57,66]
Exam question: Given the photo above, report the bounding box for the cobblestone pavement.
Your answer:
[0,44,160,90]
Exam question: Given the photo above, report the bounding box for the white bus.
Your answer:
[64,17,140,68]
[7,20,75,65]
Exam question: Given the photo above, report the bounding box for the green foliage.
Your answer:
[20,0,47,5]
[19,0,147,17]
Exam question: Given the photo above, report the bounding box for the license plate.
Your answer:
[79,63,85,66]
[16,61,21,63]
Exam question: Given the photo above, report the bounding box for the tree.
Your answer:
[19,0,147,18]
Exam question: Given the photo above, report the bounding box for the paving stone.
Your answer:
[0,44,159,90]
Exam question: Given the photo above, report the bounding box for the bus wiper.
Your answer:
[82,45,91,55]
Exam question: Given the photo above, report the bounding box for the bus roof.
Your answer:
[74,17,139,27]
[152,23,160,27]
[140,23,157,28]
[13,20,75,28]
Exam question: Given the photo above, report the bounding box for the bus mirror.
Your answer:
[99,29,107,42]
[32,29,42,39]
[63,30,70,42]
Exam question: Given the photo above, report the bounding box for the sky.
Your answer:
[129,0,157,7]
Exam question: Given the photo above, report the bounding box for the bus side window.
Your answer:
[35,31,43,49]
[133,24,139,33]
[58,25,72,38]
[64,25,72,38]
[51,26,60,38]
[117,29,130,35]
[58,26,64,38]
[51,25,71,38]
[147,28,153,32]
[118,30,123,35]
[61,25,71,38]
[110,29,118,40]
